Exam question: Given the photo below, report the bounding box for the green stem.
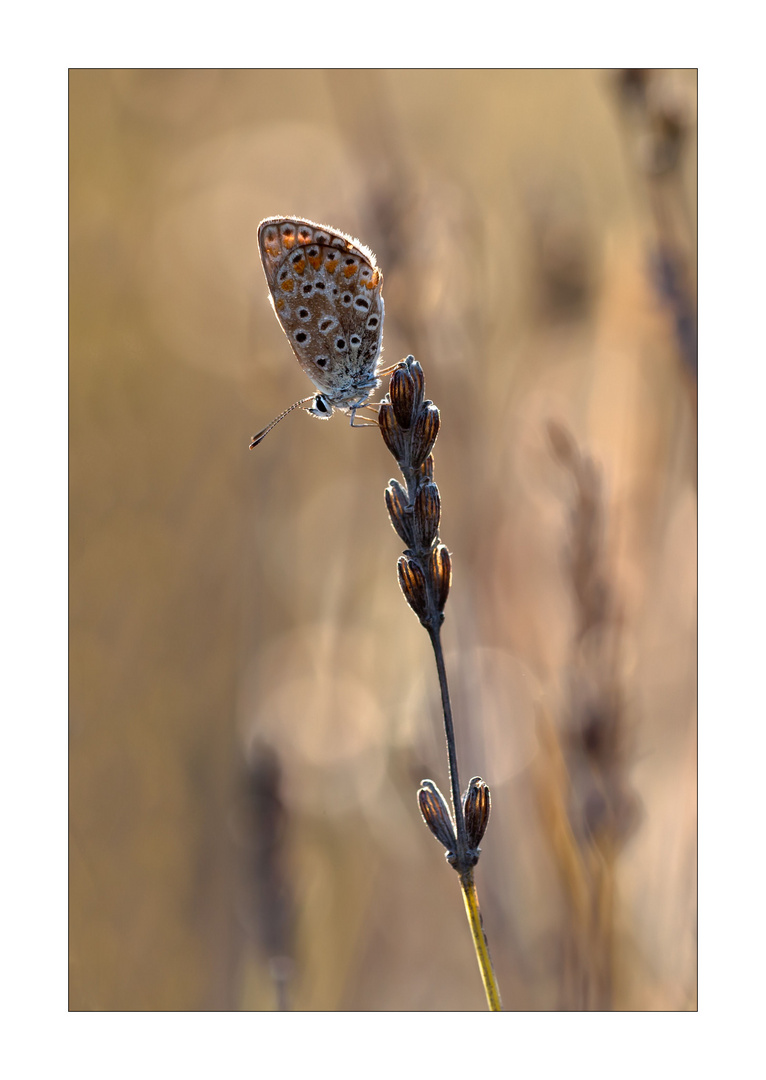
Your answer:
[460,870,503,1011]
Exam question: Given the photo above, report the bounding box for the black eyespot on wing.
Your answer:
[335,338,347,351]
[316,357,328,368]
[295,331,308,344]
[354,297,370,310]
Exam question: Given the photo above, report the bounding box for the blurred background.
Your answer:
[69,69,697,1011]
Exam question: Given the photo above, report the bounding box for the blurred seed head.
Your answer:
[547,418,578,468]
[616,68,649,108]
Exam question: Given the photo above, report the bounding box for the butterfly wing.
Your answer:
[258,217,384,408]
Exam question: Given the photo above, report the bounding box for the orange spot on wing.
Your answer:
[325,256,338,273]
[276,298,285,310]
[292,257,306,275]
[280,279,294,292]
[343,263,358,279]
[308,254,322,270]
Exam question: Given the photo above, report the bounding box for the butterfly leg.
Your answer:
[349,404,382,429]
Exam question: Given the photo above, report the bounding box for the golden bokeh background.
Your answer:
[69,69,697,1011]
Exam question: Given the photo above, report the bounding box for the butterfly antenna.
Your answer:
[249,396,314,448]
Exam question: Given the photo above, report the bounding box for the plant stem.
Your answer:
[428,624,503,1011]
[460,871,503,1012]
[427,625,468,858]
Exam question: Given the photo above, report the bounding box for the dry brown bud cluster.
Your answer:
[378,355,451,631]
[379,356,491,872]
[417,776,490,869]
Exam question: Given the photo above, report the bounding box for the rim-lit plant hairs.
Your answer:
[378,355,502,1012]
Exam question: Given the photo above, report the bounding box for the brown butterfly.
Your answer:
[251,216,386,447]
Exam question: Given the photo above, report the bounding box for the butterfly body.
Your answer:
[257,216,385,423]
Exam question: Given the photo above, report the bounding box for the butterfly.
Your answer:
[250,216,386,448]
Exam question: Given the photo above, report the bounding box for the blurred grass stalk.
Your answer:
[379,355,502,1012]
[614,69,697,387]
[536,420,640,1009]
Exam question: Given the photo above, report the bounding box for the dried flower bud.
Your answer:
[410,402,440,468]
[385,479,413,546]
[378,399,405,463]
[430,543,452,612]
[463,777,490,851]
[413,480,441,550]
[418,779,457,861]
[418,455,435,482]
[390,365,416,430]
[405,356,425,411]
[397,555,428,622]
